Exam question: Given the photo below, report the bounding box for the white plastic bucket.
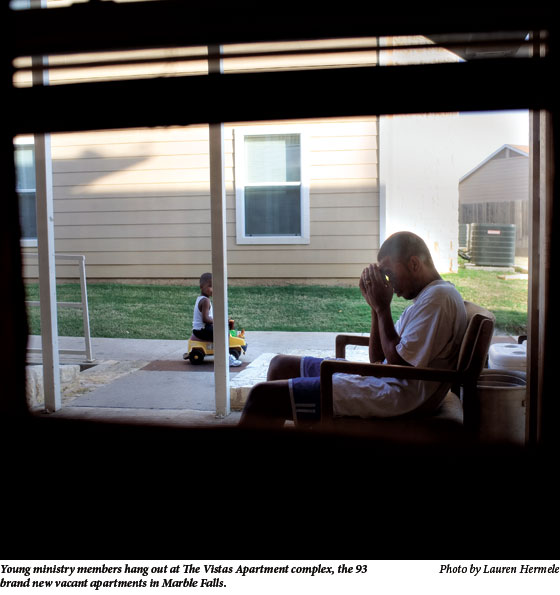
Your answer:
[488,342,527,373]
[476,369,527,444]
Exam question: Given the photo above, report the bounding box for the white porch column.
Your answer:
[31,6,61,412]
[208,44,230,417]
[34,131,60,412]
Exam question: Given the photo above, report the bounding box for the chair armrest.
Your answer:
[335,334,370,358]
[320,359,460,421]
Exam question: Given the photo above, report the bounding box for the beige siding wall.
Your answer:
[22,118,379,282]
[19,37,379,283]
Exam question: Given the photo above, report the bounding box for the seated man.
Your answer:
[238,231,467,428]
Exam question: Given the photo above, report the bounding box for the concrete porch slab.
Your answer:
[68,369,216,410]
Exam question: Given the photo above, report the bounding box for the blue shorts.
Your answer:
[288,356,324,422]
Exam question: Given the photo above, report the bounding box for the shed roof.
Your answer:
[460,143,528,183]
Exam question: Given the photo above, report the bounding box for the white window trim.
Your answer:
[234,125,310,245]
[14,135,38,248]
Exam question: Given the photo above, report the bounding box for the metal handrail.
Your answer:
[25,253,94,362]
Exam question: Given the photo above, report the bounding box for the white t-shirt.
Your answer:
[332,279,467,418]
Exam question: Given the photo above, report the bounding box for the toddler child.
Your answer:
[191,272,241,367]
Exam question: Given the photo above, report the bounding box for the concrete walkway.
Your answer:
[26,332,368,426]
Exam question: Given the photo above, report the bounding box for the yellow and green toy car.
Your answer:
[184,329,247,365]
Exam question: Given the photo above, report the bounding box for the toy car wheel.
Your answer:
[229,347,242,360]
[188,349,205,364]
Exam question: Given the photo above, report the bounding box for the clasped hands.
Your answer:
[359,263,394,312]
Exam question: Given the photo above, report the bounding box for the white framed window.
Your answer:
[234,125,310,244]
[14,136,38,247]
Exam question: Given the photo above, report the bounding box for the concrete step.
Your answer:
[26,364,81,410]
[230,353,276,410]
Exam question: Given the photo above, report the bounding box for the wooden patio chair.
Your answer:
[318,301,496,442]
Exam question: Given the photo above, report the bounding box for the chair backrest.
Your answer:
[457,301,496,430]
[414,301,495,417]
[457,301,496,382]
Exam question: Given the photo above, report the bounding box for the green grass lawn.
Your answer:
[24,267,528,340]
